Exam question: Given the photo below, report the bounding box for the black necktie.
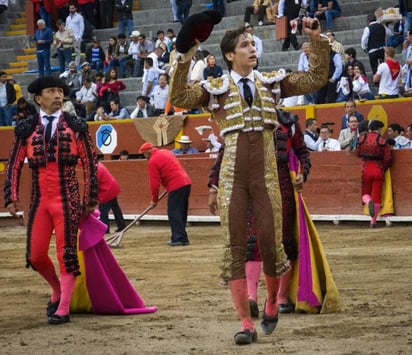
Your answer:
[323,141,327,148]
[240,78,253,107]
[137,110,143,118]
[44,116,54,143]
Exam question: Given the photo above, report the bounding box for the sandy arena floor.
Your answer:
[0,219,411,354]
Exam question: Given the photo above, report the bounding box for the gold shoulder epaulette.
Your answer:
[202,75,230,95]
[254,69,287,84]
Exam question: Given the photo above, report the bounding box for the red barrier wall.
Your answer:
[1,99,412,219]
[1,150,412,219]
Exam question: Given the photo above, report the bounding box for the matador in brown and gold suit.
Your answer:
[169,15,329,345]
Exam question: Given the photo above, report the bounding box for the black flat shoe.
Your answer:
[46,299,60,318]
[278,300,294,314]
[48,314,70,325]
[261,302,279,335]
[234,329,257,345]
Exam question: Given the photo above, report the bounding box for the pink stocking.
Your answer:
[277,263,293,304]
[362,194,371,204]
[228,279,254,331]
[245,261,261,302]
[264,274,280,316]
[55,274,75,316]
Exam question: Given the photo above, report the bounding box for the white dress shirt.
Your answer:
[318,138,341,151]
[40,109,62,137]
[65,12,84,40]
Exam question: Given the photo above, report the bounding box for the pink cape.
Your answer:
[78,211,157,315]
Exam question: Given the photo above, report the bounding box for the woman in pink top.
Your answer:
[98,68,126,111]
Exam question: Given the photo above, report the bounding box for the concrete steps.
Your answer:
[0,0,402,110]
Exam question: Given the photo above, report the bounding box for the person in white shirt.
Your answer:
[65,3,84,66]
[94,106,107,121]
[132,33,154,77]
[75,78,97,116]
[318,126,341,151]
[130,95,155,118]
[152,73,169,115]
[373,46,401,99]
[142,57,159,100]
[190,50,207,84]
[304,118,322,151]
[204,132,222,152]
[147,47,168,76]
[127,31,141,76]
[387,123,412,149]
[155,30,171,50]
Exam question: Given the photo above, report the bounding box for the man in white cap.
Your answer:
[127,30,142,76]
[172,135,199,154]
[59,61,82,99]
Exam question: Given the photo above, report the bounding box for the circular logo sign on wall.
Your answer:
[96,124,117,154]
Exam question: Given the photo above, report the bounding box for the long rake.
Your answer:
[105,191,168,247]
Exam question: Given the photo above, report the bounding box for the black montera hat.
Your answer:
[176,10,222,54]
[27,76,70,96]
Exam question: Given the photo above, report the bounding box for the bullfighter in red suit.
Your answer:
[4,76,98,325]
[357,120,392,228]
[208,112,311,317]
[169,11,328,345]
[139,142,192,246]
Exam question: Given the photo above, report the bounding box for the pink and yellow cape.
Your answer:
[70,211,157,315]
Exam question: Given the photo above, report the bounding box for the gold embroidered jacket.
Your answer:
[169,37,329,135]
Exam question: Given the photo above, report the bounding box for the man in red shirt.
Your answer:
[97,162,126,234]
[139,142,192,246]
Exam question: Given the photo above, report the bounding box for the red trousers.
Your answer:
[27,163,81,276]
[361,161,384,204]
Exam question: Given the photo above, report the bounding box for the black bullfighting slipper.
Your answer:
[48,314,70,325]
[234,329,257,345]
[261,302,279,335]
[278,300,294,314]
[46,299,60,318]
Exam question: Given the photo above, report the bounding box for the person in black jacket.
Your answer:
[361,14,388,75]
[85,39,106,72]
[0,71,16,126]
[278,0,304,51]
[12,97,37,126]
[115,0,134,37]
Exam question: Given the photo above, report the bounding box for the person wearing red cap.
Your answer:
[4,76,98,325]
[139,142,192,246]
[169,13,329,345]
